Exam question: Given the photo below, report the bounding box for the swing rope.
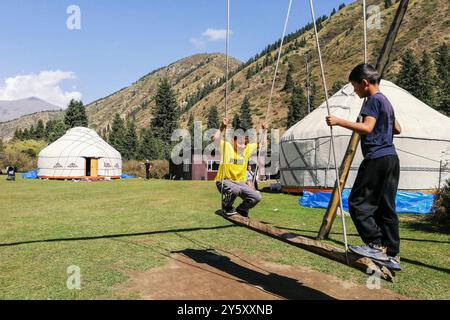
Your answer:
[219,0,231,210]
[363,0,368,63]
[308,0,349,263]
[252,0,292,188]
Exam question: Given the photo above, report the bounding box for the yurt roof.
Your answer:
[39,127,121,159]
[282,80,450,142]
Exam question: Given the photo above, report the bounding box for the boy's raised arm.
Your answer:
[212,117,229,147]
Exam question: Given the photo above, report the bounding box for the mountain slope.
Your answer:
[86,53,241,132]
[0,53,241,140]
[0,0,448,141]
[0,97,61,122]
[182,0,449,130]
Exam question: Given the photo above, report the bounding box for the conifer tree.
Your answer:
[108,113,127,156]
[239,96,254,130]
[331,80,347,95]
[151,79,179,143]
[232,114,241,130]
[123,120,138,160]
[207,106,220,130]
[46,120,66,143]
[434,43,450,116]
[35,120,45,140]
[283,63,295,92]
[416,51,437,107]
[64,99,88,128]
[397,49,421,95]
[286,85,308,128]
[138,129,165,160]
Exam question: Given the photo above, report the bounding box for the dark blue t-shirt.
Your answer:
[360,92,397,160]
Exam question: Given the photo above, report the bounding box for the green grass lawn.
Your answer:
[0,177,449,300]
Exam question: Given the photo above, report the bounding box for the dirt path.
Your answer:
[116,249,409,300]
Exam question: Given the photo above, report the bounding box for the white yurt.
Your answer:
[280,80,450,191]
[38,127,122,179]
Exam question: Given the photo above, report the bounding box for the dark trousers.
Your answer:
[146,171,150,180]
[348,155,400,256]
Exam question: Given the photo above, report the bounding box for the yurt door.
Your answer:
[91,159,98,177]
[85,158,91,176]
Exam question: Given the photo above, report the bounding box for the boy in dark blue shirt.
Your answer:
[326,64,402,271]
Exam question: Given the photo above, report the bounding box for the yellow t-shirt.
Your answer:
[215,140,258,183]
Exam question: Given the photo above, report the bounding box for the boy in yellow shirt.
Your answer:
[213,118,267,217]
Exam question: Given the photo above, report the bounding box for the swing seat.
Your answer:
[216,211,395,282]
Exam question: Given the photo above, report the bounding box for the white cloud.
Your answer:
[0,70,82,108]
[190,28,232,49]
[202,28,231,41]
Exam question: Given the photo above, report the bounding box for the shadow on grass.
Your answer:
[401,217,450,235]
[305,232,450,276]
[0,225,236,248]
[275,226,450,244]
[173,248,335,300]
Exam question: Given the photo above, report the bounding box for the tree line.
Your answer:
[14,99,88,143]
[396,44,449,116]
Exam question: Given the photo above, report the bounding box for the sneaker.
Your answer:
[384,256,402,271]
[236,208,249,218]
[222,190,237,209]
[215,208,237,217]
[348,243,389,262]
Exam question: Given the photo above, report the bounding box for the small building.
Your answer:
[169,149,220,181]
[37,127,122,180]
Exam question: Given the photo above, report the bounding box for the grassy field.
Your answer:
[0,177,449,300]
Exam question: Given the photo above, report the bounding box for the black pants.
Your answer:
[348,155,400,256]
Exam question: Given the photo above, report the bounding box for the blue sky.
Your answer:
[0,0,354,106]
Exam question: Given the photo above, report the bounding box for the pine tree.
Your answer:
[22,128,30,140]
[286,85,308,128]
[309,80,318,110]
[0,137,4,153]
[29,125,35,140]
[138,129,165,160]
[232,114,241,130]
[331,80,347,95]
[187,113,195,137]
[416,51,437,107]
[123,120,138,160]
[283,63,295,92]
[64,99,88,128]
[13,128,22,141]
[239,96,254,130]
[434,43,450,116]
[230,79,236,92]
[108,113,127,156]
[397,49,421,95]
[47,120,66,143]
[151,79,179,143]
[35,120,45,140]
[207,106,220,129]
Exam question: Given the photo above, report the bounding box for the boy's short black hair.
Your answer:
[348,63,381,84]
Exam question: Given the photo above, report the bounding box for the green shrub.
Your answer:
[432,179,450,225]
[122,159,169,179]
[6,140,47,158]
[0,150,36,172]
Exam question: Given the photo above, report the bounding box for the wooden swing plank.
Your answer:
[217,212,394,282]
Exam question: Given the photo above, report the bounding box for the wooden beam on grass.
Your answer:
[317,0,410,240]
[217,212,394,282]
